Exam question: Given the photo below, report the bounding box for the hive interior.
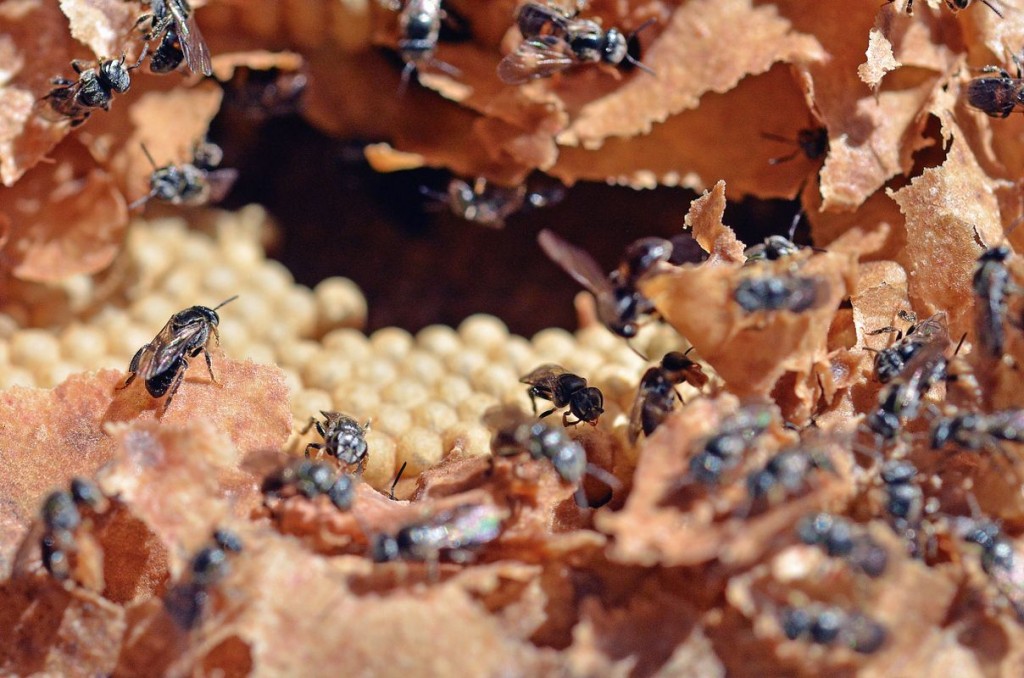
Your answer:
[5,0,1024,676]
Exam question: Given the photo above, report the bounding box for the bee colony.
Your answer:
[4,0,1024,675]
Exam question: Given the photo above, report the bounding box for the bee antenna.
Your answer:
[128,193,153,211]
[624,53,656,76]
[626,339,649,361]
[397,62,417,97]
[130,42,150,70]
[787,209,803,241]
[139,143,159,170]
[389,461,408,501]
[212,295,239,311]
[953,332,968,357]
[981,0,1004,17]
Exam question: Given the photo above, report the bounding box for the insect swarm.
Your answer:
[119,296,237,412]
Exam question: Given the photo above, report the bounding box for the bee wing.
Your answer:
[519,363,567,386]
[627,374,652,445]
[435,504,506,550]
[170,0,213,76]
[667,231,707,266]
[537,228,614,297]
[497,37,576,85]
[515,2,572,38]
[203,168,239,204]
[140,322,206,380]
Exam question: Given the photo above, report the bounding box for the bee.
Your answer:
[931,409,1024,468]
[378,0,464,86]
[762,126,829,166]
[967,56,1024,118]
[422,177,565,229]
[796,513,888,577]
[733,274,829,314]
[868,311,950,384]
[974,247,1014,357]
[300,411,370,472]
[130,142,238,210]
[261,458,357,511]
[484,404,619,507]
[955,518,1024,620]
[371,503,505,564]
[537,229,680,339]
[38,479,108,580]
[744,235,802,263]
[497,2,654,85]
[42,52,144,126]
[164,529,243,629]
[893,0,1002,15]
[628,350,708,443]
[134,0,212,77]
[779,605,887,654]
[688,406,774,484]
[119,297,237,412]
[745,447,833,509]
[520,364,604,426]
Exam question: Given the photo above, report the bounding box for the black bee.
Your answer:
[165,529,243,629]
[378,0,463,85]
[762,126,829,165]
[745,448,833,508]
[688,406,774,484]
[797,513,888,577]
[371,503,505,564]
[628,350,708,443]
[974,247,1013,357]
[498,2,654,84]
[422,177,564,229]
[520,364,604,426]
[261,458,357,511]
[931,409,1024,465]
[733,274,828,314]
[135,0,212,77]
[954,518,1024,620]
[967,56,1024,118]
[119,297,237,412]
[779,605,887,654]
[38,479,108,580]
[744,235,801,263]
[538,229,683,339]
[484,405,619,507]
[868,311,949,384]
[42,52,143,126]
[300,411,370,471]
[130,142,238,210]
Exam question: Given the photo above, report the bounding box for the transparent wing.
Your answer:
[141,322,206,380]
[627,372,652,444]
[497,37,576,85]
[170,0,213,76]
[515,2,571,39]
[432,504,505,550]
[204,168,239,204]
[537,228,613,297]
[519,363,567,386]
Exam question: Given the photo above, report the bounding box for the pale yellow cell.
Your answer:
[10,330,61,370]
[361,430,396,490]
[457,314,509,350]
[313,277,368,334]
[379,379,429,409]
[290,388,334,425]
[370,327,414,361]
[302,351,355,391]
[443,349,489,379]
[415,324,462,356]
[398,351,445,385]
[442,423,493,459]
[470,363,519,398]
[59,325,109,366]
[531,328,576,362]
[395,427,444,476]
[411,401,458,433]
[371,403,412,437]
[434,376,474,407]
[322,328,372,359]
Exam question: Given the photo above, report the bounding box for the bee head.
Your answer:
[99,57,132,93]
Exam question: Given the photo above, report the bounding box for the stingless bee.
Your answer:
[378,0,463,85]
[422,177,564,229]
[762,126,828,166]
[300,411,371,472]
[890,0,1002,15]
[119,297,237,412]
[796,513,888,577]
[135,0,212,77]
[779,604,887,654]
[867,311,950,384]
[42,51,145,126]
[733,274,829,314]
[371,503,505,564]
[967,55,1024,118]
[164,529,243,629]
[930,408,1024,467]
[628,350,708,443]
[538,229,684,339]
[497,2,654,84]
[520,364,604,426]
[687,405,774,485]
[974,247,1014,357]
[130,142,238,210]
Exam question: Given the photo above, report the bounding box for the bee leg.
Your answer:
[160,369,187,414]
[70,59,91,74]
[298,416,318,435]
[304,443,323,459]
[427,554,440,584]
[118,373,138,390]
[203,348,217,384]
[562,412,580,427]
[538,407,556,419]
[527,392,540,416]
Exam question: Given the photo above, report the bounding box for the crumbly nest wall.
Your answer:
[6,1,1024,677]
